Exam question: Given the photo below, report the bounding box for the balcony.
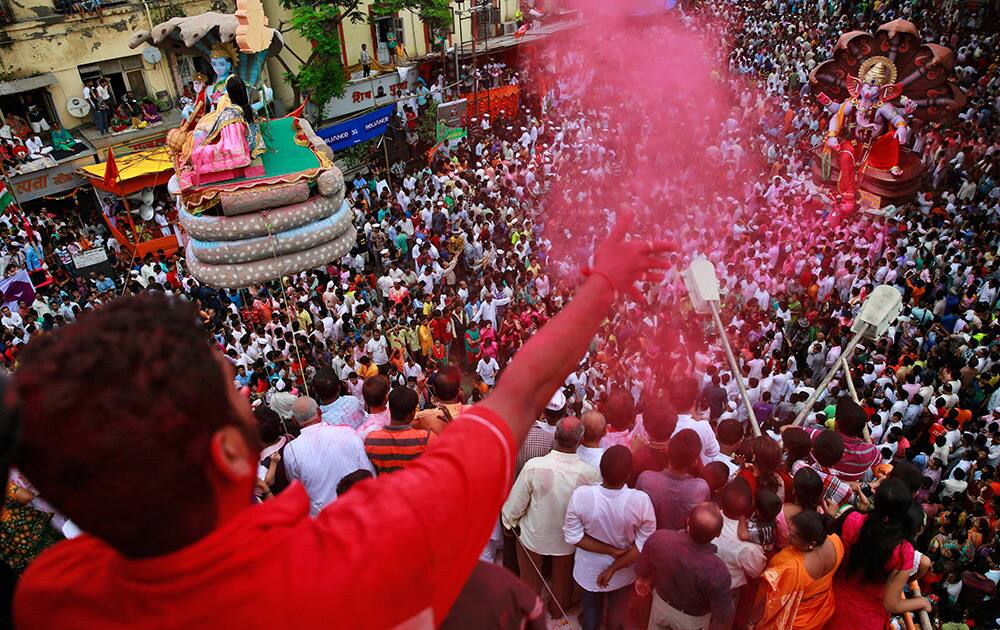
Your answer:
[52,0,130,16]
[0,0,14,25]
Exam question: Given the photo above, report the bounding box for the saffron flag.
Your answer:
[103,146,120,189]
[0,182,14,214]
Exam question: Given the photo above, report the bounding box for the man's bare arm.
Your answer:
[481,212,672,445]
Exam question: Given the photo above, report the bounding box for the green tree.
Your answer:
[275,0,451,117]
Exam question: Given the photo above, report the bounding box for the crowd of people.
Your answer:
[0,101,87,176]
[0,0,999,628]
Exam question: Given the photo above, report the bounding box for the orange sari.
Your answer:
[756,535,844,629]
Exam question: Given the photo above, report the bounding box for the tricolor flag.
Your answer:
[0,269,35,309]
[0,182,14,214]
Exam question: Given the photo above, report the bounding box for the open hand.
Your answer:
[588,211,675,300]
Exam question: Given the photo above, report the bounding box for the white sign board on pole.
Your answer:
[72,248,109,270]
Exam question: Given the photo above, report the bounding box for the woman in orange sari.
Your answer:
[754,511,844,629]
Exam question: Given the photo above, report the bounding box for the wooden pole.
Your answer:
[792,325,869,426]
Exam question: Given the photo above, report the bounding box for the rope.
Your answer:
[118,239,141,297]
[515,537,569,620]
[261,209,311,398]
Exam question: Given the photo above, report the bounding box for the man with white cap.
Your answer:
[514,389,566,476]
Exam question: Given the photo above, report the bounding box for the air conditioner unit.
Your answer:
[501,21,518,35]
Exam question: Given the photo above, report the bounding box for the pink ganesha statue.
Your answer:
[809,19,966,212]
[818,57,914,211]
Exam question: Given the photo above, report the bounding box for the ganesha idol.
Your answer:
[809,19,966,212]
[818,57,912,208]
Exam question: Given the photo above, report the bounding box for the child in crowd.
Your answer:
[739,488,782,553]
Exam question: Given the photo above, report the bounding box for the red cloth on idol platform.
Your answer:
[834,131,901,198]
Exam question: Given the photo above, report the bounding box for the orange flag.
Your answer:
[103,146,120,189]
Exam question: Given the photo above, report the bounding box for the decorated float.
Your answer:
[809,19,966,212]
[128,0,355,288]
[79,146,180,261]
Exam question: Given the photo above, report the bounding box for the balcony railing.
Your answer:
[53,0,130,16]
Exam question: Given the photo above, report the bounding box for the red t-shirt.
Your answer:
[928,422,947,442]
[15,406,514,629]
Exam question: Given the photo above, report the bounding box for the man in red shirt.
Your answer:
[12,214,671,628]
[430,308,454,354]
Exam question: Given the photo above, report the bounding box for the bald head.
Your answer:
[581,410,607,447]
[554,416,585,451]
[687,502,724,545]
[292,397,320,427]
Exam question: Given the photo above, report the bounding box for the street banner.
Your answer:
[317,105,396,152]
[436,98,468,143]
[321,68,418,119]
[462,85,519,122]
[0,269,35,308]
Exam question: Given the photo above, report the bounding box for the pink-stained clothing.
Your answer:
[827,511,914,630]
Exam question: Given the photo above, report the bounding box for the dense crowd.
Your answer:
[0,0,999,628]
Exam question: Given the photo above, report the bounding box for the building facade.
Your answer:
[260,0,522,119]
[0,0,231,202]
[0,0,230,142]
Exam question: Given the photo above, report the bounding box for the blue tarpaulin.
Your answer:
[317,105,396,152]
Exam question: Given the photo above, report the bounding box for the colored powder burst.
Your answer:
[522,0,771,387]
[534,0,764,273]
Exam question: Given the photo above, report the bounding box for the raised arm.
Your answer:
[480,212,673,444]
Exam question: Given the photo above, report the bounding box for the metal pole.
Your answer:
[471,7,477,93]
[471,7,478,117]
[485,3,491,113]
[792,324,870,426]
[840,349,873,443]
[709,301,761,438]
[382,135,394,195]
[455,11,463,97]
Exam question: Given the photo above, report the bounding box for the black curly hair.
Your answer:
[14,294,255,558]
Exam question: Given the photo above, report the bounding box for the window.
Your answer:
[373,15,404,64]
[53,0,129,16]
[176,56,212,91]
[0,0,14,25]
[0,88,59,130]
[78,55,149,104]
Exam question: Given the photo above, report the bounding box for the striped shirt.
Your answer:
[365,424,436,474]
[806,428,879,481]
[515,421,555,477]
[791,459,854,505]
